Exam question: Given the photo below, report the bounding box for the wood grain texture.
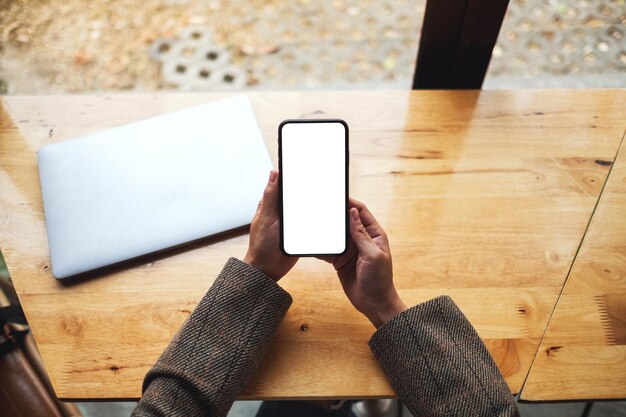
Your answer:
[1,90,625,400]
[521,129,626,401]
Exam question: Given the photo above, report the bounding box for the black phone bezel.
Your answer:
[278,118,349,257]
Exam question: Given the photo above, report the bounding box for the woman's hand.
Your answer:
[322,199,407,328]
[244,170,298,281]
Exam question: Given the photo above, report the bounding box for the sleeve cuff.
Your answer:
[369,296,451,350]
[225,257,293,307]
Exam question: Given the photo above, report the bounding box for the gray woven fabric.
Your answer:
[133,260,519,417]
[132,257,292,417]
[369,295,519,417]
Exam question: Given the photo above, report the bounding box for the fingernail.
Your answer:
[269,170,277,183]
[351,208,359,221]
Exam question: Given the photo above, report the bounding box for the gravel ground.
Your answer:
[0,0,275,92]
[0,0,623,94]
[0,0,422,93]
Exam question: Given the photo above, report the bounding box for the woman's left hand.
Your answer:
[244,170,298,281]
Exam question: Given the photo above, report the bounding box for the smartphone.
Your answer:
[278,119,349,256]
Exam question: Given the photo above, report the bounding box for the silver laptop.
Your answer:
[37,95,272,279]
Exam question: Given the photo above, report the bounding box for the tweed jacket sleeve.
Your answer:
[369,295,520,417]
[132,257,292,417]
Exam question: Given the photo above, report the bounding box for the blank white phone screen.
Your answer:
[281,121,347,255]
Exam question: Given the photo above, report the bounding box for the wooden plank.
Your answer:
[521,133,626,401]
[413,0,509,89]
[0,90,624,400]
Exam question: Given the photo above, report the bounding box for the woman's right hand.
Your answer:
[322,199,407,328]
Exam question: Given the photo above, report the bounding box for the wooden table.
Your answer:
[0,90,625,400]
[521,125,626,401]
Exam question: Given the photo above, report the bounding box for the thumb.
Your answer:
[256,170,279,215]
[349,208,378,257]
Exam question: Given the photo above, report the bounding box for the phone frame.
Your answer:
[278,118,349,257]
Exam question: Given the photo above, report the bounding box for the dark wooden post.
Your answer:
[413,0,510,89]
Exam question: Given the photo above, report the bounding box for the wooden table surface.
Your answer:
[1,90,625,400]
[521,124,626,401]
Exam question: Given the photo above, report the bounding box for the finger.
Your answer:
[348,197,364,210]
[257,170,279,216]
[349,198,386,240]
[349,208,380,257]
[332,240,358,271]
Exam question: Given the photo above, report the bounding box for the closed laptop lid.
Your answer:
[37,95,272,279]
